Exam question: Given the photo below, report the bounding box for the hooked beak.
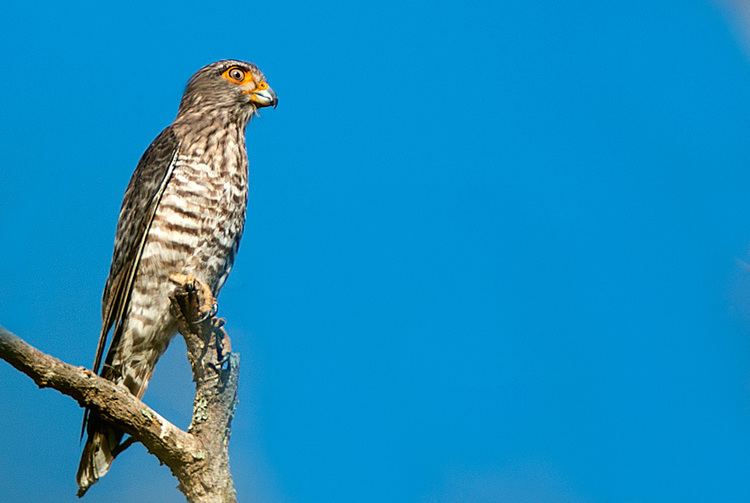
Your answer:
[248,82,278,109]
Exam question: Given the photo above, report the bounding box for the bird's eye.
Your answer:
[227,68,245,83]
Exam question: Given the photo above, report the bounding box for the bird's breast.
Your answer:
[139,141,248,293]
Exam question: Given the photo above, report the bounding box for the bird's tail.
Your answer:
[76,415,123,497]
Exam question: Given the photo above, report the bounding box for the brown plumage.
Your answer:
[76,59,277,497]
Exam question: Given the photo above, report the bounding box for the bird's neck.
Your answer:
[172,112,249,169]
[174,107,253,134]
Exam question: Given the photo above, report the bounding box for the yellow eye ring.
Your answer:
[223,67,246,84]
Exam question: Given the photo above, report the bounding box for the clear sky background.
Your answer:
[3,1,750,502]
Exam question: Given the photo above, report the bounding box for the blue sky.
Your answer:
[3,0,750,501]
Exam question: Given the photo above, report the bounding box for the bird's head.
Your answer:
[177,59,277,122]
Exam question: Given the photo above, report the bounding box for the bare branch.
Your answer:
[0,277,241,503]
[0,327,199,466]
[169,275,241,502]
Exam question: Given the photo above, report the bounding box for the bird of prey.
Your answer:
[76,59,277,496]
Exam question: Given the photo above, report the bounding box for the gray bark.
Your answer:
[0,278,239,503]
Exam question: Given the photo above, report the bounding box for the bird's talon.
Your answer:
[190,309,212,325]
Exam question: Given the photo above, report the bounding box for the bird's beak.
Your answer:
[248,81,278,109]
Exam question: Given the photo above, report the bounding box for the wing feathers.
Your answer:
[91,128,180,376]
[81,128,180,438]
[99,143,180,374]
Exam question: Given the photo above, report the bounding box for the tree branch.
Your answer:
[0,277,240,503]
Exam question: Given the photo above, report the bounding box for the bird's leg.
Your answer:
[169,273,217,324]
[170,273,230,371]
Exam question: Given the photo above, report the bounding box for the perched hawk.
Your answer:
[76,59,277,496]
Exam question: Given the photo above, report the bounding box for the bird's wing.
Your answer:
[92,127,181,376]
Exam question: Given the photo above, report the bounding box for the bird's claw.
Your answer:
[189,301,218,325]
[170,273,217,324]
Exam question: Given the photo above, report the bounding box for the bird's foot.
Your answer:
[169,273,218,324]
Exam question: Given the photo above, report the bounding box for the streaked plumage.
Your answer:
[76,59,277,496]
